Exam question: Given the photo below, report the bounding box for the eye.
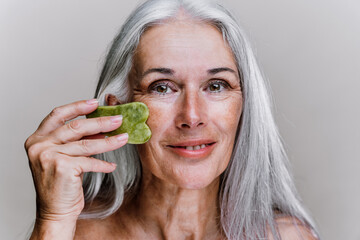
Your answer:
[155,85,169,93]
[148,81,175,95]
[206,80,230,93]
[209,83,221,92]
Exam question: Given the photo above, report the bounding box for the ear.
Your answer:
[105,94,122,106]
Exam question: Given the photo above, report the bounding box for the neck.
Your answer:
[121,170,223,240]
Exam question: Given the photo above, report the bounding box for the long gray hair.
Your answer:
[81,0,319,239]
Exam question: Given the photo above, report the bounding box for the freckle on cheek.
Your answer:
[148,110,161,128]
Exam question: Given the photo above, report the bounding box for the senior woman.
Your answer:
[25,0,320,239]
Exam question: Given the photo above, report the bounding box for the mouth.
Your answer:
[167,142,215,151]
[166,140,216,159]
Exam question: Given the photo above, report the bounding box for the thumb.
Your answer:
[75,156,117,176]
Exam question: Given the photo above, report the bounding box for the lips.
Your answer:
[168,143,214,150]
[166,140,216,159]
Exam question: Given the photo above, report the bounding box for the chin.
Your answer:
[169,167,221,190]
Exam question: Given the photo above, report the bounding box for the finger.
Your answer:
[61,155,117,177]
[57,133,128,157]
[36,99,99,136]
[82,133,106,140]
[50,115,123,144]
[74,156,117,176]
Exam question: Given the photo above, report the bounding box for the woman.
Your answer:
[25,0,319,239]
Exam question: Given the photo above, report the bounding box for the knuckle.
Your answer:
[24,136,34,151]
[74,102,83,113]
[53,158,68,174]
[79,139,91,153]
[39,149,53,162]
[105,136,117,146]
[68,119,81,133]
[96,117,107,129]
[37,150,55,171]
[49,107,62,118]
[49,106,66,125]
[26,143,42,160]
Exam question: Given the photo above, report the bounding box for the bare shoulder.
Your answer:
[268,216,319,240]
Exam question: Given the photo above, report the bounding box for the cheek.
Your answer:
[135,99,175,163]
[133,94,175,140]
[136,99,181,181]
[146,100,174,140]
[212,96,242,168]
[212,96,243,137]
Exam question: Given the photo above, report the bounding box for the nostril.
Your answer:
[180,121,204,129]
[181,123,191,128]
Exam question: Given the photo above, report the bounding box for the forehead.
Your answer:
[134,20,237,72]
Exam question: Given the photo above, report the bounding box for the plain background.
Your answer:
[1,0,359,239]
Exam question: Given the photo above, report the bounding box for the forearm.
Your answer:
[30,219,77,240]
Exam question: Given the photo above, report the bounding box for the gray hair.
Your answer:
[81,0,319,239]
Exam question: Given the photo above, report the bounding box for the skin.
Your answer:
[126,18,243,239]
[25,99,128,239]
[131,21,242,191]
[25,15,318,240]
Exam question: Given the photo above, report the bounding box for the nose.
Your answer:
[175,90,207,129]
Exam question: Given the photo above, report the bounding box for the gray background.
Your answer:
[1,0,359,239]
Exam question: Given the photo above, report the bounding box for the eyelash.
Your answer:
[206,80,231,92]
[148,79,231,95]
[148,80,176,95]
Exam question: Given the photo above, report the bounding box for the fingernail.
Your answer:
[110,115,122,123]
[110,163,117,168]
[86,99,99,105]
[116,133,128,141]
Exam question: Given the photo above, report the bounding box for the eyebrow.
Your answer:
[207,67,236,75]
[140,67,237,78]
[141,68,174,78]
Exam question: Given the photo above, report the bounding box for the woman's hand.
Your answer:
[24,99,128,239]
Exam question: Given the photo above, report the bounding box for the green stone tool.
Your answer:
[86,102,151,144]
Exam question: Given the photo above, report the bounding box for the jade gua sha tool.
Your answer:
[86,102,151,144]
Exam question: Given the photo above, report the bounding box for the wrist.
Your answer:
[30,218,77,240]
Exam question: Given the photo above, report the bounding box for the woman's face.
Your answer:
[132,20,243,189]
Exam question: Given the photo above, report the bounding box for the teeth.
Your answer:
[184,144,207,150]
